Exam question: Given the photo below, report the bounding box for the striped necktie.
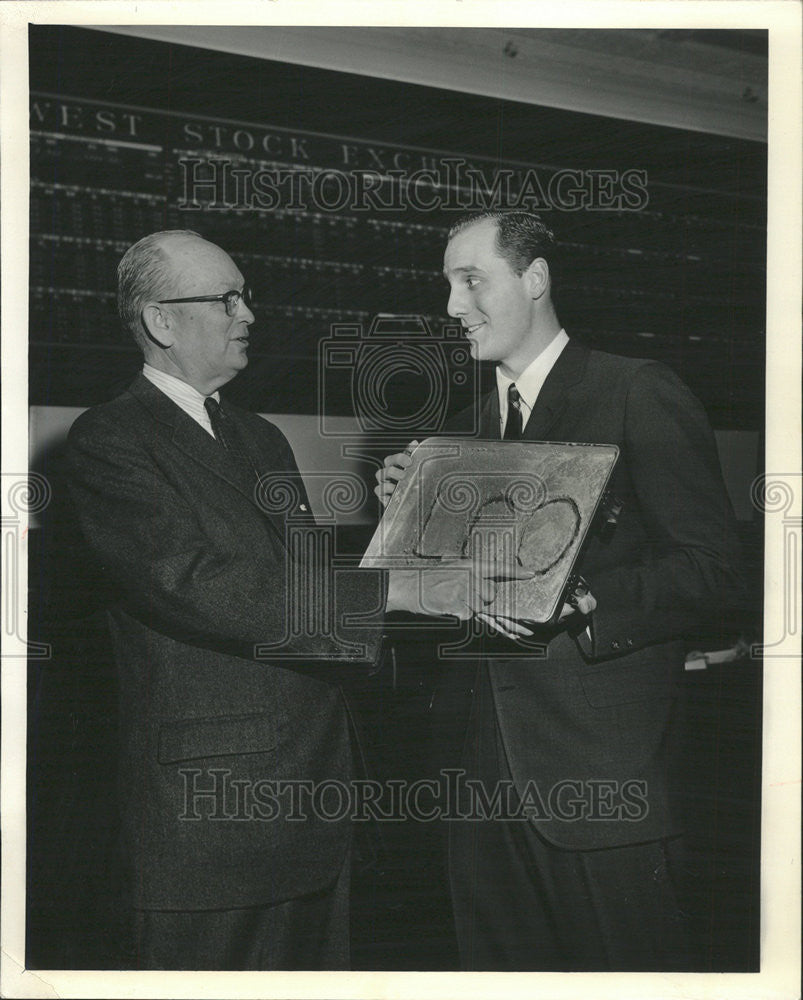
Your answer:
[204,396,259,481]
[503,383,523,440]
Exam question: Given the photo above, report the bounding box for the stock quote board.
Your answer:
[29,26,766,427]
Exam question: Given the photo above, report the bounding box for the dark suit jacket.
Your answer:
[66,375,386,910]
[446,339,743,850]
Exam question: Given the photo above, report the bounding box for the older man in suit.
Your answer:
[66,229,530,970]
[377,211,743,971]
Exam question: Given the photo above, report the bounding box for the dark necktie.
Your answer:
[503,383,523,440]
[204,396,259,480]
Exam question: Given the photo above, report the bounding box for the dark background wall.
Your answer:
[29,25,766,429]
[27,24,764,971]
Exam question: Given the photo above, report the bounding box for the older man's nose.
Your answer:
[238,297,255,324]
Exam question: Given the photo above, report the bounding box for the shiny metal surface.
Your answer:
[362,437,619,623]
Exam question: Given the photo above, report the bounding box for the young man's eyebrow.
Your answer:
[443,264,485,277]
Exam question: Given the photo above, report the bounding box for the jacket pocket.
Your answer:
[579,657,679,708]
[157,711,280,763]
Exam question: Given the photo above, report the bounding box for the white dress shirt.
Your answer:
[142,364,219,438]
[496,329,569,435]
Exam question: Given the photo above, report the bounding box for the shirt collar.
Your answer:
[142,364,220,404]
[496,329,569,411]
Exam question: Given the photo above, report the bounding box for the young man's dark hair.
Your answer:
[447,210,560,299]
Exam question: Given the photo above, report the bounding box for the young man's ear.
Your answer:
[524,257,550,300]
[140,303,173,350]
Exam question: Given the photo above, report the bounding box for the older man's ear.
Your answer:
[140,304,173,350]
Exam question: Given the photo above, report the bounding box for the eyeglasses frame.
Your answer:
[157,286,253,317]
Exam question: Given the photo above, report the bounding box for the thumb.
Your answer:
[474,557,537,581]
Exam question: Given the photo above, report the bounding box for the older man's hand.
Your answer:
[387,557,535,620]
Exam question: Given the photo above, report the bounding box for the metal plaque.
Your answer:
[362,437,619,623]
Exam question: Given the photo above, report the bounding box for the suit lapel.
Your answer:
[479,390,500,438]
[220,406,300,541]
[171,406,258,498]
[127,375,287,540]
[523,339,589,441]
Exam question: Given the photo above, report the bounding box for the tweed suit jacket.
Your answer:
[446,339,743,850]
[66,374,386,910]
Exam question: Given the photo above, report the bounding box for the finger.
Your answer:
[476,613,533,639]
[476,613,515,638]
[403,439,420,456]
[439,557,535,581]
[382,451,413,469]
[466,590,487,615]
[474,558,537,581]
[374,484,390,507]
[375,466,405,485]
[381,481,402,502]
[487,615,535,637]
[468,590,493,614]
[561,592,597,619]
[574,593,597,616]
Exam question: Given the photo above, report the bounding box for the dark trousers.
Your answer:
[448,664,693,971]
[122,853,350,970]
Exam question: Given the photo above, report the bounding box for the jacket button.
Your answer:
[610,640,620,650]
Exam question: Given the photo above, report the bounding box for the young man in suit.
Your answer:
[66,230,531,970]
[377,211,744,971]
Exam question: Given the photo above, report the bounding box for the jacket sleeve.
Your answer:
[66,409,386,669]
[578,362,745,660]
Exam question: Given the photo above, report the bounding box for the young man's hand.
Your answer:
[375,440,419,507]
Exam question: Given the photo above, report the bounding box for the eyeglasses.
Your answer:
[158,286,253,317]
